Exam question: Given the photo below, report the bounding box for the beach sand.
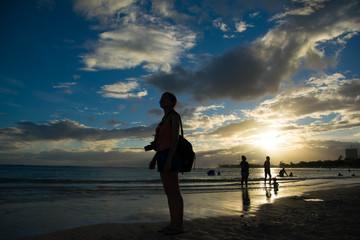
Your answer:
[22,185,360,240]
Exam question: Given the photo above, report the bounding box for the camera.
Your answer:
[144,141,156,151]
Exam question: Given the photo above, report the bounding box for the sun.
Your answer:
[255,131,281,150]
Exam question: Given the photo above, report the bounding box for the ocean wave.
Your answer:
[1,166,358,204]
[0,174,357,186]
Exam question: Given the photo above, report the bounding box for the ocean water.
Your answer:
[1,165,360,239]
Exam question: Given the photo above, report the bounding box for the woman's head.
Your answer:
[160,92,177,109]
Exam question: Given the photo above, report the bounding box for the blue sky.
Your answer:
[1,0,359,167]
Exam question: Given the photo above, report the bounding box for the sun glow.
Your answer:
[255,131,282,150]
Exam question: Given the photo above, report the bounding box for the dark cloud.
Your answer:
[147,0,360,102]
[276,95,349,118]
[308,120,360,133]
[147,108,163,117]
[0,149,153,167]
[50,113,72,118]
[147,46,269,102]
[178,107,198,119]
[147,66,195,94]
[106,118,130,127]
[339,79,360,98]
[0,119,156,151]
[148,102,198,119]
[338,80,360,112]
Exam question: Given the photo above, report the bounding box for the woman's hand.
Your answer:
[149,154,157,170]
[149,160,156,169]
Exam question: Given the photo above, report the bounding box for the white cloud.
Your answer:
[184,113,238,131]
[223,34,236,39]
[271,0,325,20]
[243,73,360,127]
[250,11,260,18]
[152,0,191,21]
[53,82,77,88]
[98,81,148,99]
[195,104,224,113]
[74,0,196,72]
[81,24,196,72]
[213,18,229,32]
[234,20,253,33]
[73,0,135,20]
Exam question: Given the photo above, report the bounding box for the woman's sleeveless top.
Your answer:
[155,113,174,151]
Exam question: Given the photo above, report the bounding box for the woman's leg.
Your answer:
[268,172,272,184]
[160,171,184,230]
[264,170,267,182]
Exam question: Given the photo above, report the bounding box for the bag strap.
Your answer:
[173,111,184,137]
[177,112,184,137]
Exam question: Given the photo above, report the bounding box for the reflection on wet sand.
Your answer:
[242,188,250,212]
[265,186,272,201]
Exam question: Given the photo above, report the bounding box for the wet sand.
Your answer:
[22,185,360,240]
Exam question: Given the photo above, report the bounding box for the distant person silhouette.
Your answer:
[264,156,272,184]
[240,155,249,188]
[148,92,184,235]
[279,168,288,177]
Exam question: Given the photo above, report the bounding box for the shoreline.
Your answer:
[22,184,360,240]
[3,172,359,240]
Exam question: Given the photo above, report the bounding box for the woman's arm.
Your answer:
[164,113,180,172]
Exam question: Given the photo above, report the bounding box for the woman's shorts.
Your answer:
[241,171,249,178]
[156,149,182,172]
